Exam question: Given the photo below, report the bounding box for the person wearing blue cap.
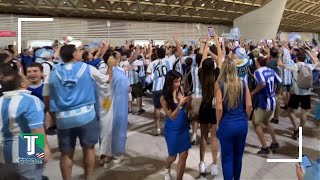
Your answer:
[35,48,56,78]
[231,47,251,83]
[296,159,320,180]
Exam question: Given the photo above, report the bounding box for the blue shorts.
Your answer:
[152,91,163,109]
[57,118,100,152]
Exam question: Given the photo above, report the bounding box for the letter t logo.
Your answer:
[24,135,38,155]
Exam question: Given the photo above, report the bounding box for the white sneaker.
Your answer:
[113,156,123,164]
[155,128,161,136]
[211,164,219,176]
[191,133,197,144]
[132,99,137,104]
[164,168,172,180]
[199,161,206,175]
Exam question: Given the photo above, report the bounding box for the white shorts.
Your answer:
[190,98,202,117]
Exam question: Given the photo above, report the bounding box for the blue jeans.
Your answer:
[0,163,45,180]
[217,120,248,180]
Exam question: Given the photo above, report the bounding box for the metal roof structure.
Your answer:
[0,0,319,32]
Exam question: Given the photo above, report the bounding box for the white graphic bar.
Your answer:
[267,127,302,163]
[18,18,54,53]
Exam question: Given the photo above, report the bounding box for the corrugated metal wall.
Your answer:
[1,14,317,49]
[0,14,230,48]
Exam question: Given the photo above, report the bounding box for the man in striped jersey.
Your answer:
[267,47,282,124]
[251,57,281,155]
[189,53,202,144]
[128,51,145,114]
[146,47,172,135]
[0,70,51,179]
[119,49,133,113]
[167,35,182,74]
[279,45,293,111]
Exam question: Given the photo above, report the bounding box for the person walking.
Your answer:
[215,57,252,180]
[160,70,191,180]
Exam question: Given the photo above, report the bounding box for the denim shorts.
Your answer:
[152,91,163,109]
[57,118,100,152]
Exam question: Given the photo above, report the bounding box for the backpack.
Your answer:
[173,57,182,74]
[41,61,53,71]
[181,69,193,95]
[296,63,313,89]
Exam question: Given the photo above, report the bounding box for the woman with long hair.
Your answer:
[198,34,222,176]
[160,70,191,180]
[215,57,252,180]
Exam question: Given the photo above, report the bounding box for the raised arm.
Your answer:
[245,83,252,118]
[306,49,319,67]
[94,47,102,60]
[173,34,182,57]
[215,82,223,126]
[95,42,109,60]
[221,38,226,59]
[99,41,109,59]
[199,35,210,69]
[280,40,290,52]
[277,49,285,69]
[213,34,222,69]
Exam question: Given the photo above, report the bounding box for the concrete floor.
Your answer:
[44,95,320,180]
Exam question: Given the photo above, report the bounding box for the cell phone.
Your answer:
[235,41,239,47]
[297,155,313,173]
[186,91,194,96]
[219,37,223,43]
[208,27,214,37]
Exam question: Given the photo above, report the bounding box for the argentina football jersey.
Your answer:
[254,67,282,111]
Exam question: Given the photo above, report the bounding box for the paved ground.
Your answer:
[44,94,320,180]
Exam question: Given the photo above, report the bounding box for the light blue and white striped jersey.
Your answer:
[128,60,143,85]
[146,58,172,92]
[173,57,184,75]
[190,54,197,67]
[137,58,146,77]
[128,69,140,85]
[280,47,293,85]
[254,67,282,111]
[191,66,202,98]
[0,90,44,163]
[128,71,139,85]
[119,60,130,79]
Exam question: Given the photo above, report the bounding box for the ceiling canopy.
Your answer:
[0,0,319,33]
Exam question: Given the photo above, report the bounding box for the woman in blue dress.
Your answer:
[160,70,192,180]
[215,58,252,180]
